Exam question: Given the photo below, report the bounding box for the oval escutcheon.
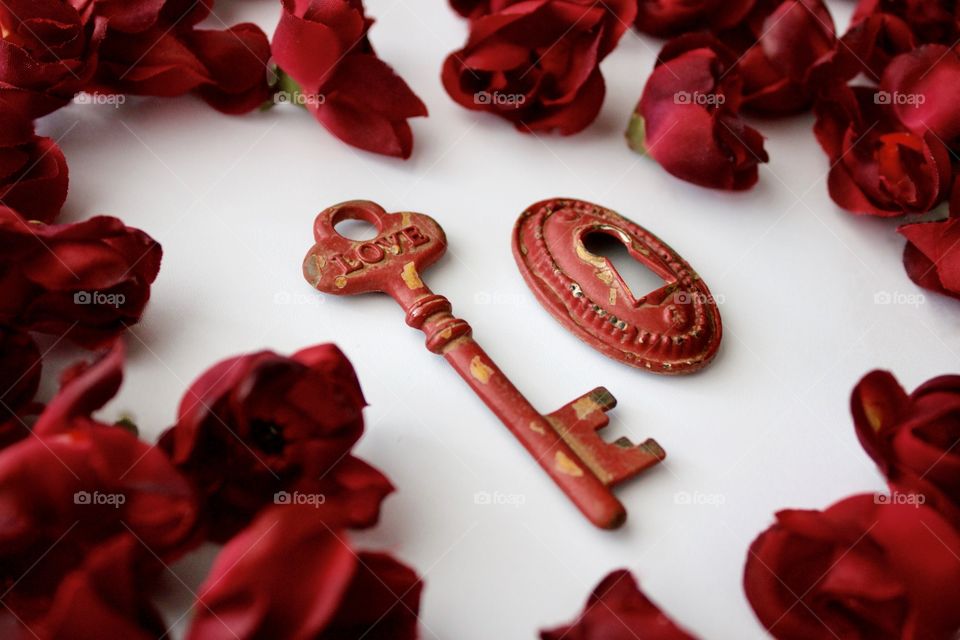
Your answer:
[512,198,722,374]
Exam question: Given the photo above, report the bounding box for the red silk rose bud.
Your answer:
[86,0,272,115]
[0,328,41,449]
[442,0,636,135]
[0,135,69,223]
[0,0,104,121]
[20,535,168,640]
[882,44,960,144]
[634,0,755,38]
[630,34,768,190]
[898,218,960,300]
[541,569,697,639]
[33,342,126,436]
[0,208,162,347]
[852,370,960,525]
[186,504,422,640]
[851,0,960,49]
[0,344,198,624]
[730,0,837,115]
[825,2,960,85]
[182,24,273,114]
[813,84,950,215]
[449,0,493,19]
[158,344,393,541]
[270,0,427,158]
[745,494,960,640]
[0,426,198,623]
[73,0,213,34]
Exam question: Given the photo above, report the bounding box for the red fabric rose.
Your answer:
[813,85,950,216]
[0,208,161,347]
[852,370,960,524]
[449,0,494,19]
[630,34,768,190]
[87,0,271,114]
[0,344,197,622]
[634,0,755,38]
[270,0,428,158]
[0,0,104,121]
[186,504,422,640]
[899,217,960,300]
[71,0,211,34]
[745,494,960,639]
[541,569,697,639]
[822,0,960,85]
[828,10,915,82]
[159,344,392,542]
[0,328,41,449]
[0,135,69,223]
[882,44,960,144]
[442,0,636,135]
[33,338,125,436]
[9,535,168,640]
[852,0,960,49]
[723,0,836,115]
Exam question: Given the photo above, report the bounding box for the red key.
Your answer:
[303,201,665,529]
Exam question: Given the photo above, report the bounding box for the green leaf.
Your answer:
[625,113,647,155]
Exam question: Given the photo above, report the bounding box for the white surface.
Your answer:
[37,1,960,638]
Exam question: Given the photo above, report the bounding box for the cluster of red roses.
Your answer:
[0,0,432,441]
[1,0,426,171]
[0,0,402,457]
[441,0,960,303]
[0,2,431,636]
[536,368,960,640]
[0,339,421,638]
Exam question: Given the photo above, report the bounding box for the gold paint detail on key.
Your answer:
[334,275,348,289]
[572,396,600,420]
[401,262,424,290]
[469,356,495,384]
[529,420,546,435]
[554,451,584,477]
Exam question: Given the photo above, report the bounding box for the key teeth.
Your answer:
[546,389,665,488]
[588,386,617,412]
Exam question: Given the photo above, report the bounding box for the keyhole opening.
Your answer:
[582,232,665,298]
[334,218,378,240]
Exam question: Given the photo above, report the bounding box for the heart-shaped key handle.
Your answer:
[304,200,447,297]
